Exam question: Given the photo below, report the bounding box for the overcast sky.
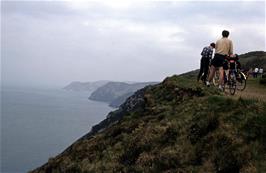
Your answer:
[1,1,265,88]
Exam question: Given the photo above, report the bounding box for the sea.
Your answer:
[1,86,115,173]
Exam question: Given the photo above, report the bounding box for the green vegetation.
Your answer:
[239,51,266,70]
[260,74,266,85]
[30,75,266,173]
[234,77,266,101]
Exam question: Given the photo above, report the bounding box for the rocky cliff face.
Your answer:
[30,75,266,173]
[84,86,148,138]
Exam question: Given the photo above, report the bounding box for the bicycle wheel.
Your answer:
[228,73,236,95]
[236,71,247,91]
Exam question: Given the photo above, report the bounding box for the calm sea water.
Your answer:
[1,87,114,173]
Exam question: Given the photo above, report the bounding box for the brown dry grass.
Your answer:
[227,78,266,101]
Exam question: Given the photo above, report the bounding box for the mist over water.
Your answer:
[1,1,265,172]
[2,1,265,88]
[1,87,114,173]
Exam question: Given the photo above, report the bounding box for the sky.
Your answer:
[1,0,265,88]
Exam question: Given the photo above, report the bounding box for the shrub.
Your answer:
[260,74,266,85]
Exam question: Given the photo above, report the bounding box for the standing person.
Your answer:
[259,67,263,77]
[206,30,233,90]
[254,67,259,78]
[197,43,215,84]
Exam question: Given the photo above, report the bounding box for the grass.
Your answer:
[233,77,266,101]
[29,75,266,173]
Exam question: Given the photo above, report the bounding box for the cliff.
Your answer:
[29,75,266,173]
[89,81,158,108]
[63,81,109,92]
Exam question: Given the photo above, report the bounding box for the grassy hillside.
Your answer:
[239,51,266,70]
[234,78,266,101]
[30,75,266,173]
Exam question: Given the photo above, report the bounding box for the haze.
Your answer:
[1,1,265,88]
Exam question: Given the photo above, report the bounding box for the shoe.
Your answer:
[224,76,228,83]
[206,81,210,87]
[218,85,223,91]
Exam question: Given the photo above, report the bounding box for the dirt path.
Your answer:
[227,78,266,101]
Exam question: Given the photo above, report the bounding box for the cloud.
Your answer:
[1,1,265,87]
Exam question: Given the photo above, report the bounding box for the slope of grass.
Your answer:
[234,78,266,101]
[239,51,266,70]
[30,75,266,173]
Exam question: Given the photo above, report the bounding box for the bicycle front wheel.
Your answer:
[236,71,247,91]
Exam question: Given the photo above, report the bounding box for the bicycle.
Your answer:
[236,71,247,91]
[225,65,237,95]
[212,56,246,95]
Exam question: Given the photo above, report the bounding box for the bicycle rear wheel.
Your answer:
[236,71,247,91]
[228,73,236,95]
[229,80,236,95]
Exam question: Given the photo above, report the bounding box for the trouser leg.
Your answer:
[197,59,204,81]
[202,58,210,82]
[208,65,215,82]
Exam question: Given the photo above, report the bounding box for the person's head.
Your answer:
[222,30,230,37]
[234,54,239,60]
[210,43,215,48]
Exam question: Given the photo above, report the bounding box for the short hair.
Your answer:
[222,30,230,37]
[210,43,215,48]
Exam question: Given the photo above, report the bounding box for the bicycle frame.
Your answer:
[224,58,238,95]
[211,56,247,94]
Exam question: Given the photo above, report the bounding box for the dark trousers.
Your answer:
[197,57,210,82]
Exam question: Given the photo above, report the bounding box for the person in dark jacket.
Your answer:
[197,43,215,83]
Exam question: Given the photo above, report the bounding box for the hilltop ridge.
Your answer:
[239,51,266,70]
[30,74,266,173]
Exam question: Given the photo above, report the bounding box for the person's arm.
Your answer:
[208,49,213,60]
[201,47,206,56]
